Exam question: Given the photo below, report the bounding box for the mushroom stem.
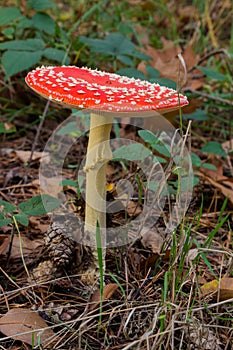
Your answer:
[83,112,113,283]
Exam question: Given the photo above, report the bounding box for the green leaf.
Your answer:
[32,13,55,35]
[138,129,157,144]
[197,66,227,82]
[201,141,227,156]
[145,180,168,194]
[103,33,137,56]
[133,51,151,60]
[0,38,45,51]
[191,153,202,167]
[113,143,152,161]
[0,200,16,213]
[117,54,134,66]
[60,179,79,187]
[14,213,29,226]
[146,66,160,79]
[201,163,217,170]
[80,33,148,61]
[183,109,209,121]
[27,0,55,10]
[2,50,42,78]
[149,77,177,89]
[117,68,145,79]
[2,27,15,38]
[43,48,70,64]
[18,194,62,216]
[0,7,22,25]
[17,17,33,29]
[138,130,170,158]
[193,176,200,186]
[151,143,170,157]
[0,218,12,227]
[56,121,83,136]
[171,176,194,192]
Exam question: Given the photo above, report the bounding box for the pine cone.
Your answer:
[45,213,83,268]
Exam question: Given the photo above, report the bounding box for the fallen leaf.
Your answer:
[178,5,199,20]
[141,227,164,254]
[200,278,233,301]
[38,175,63,197]
[138,41,204,91]
[88,283,118,311]
[138,42,179,82]
[0,234,43,259]
[185,248,199,265]
[219,278,233,301]
[198,171,233,206]
[200,157,224,180]
[15,150,49,163]
[196,154,233,205]
[29,217,50,232]
[0,235,10,255]
[126,201,142,216]
[222,139,233,175]
[0,308,55,347]
[222,139,233,153]
[140,253,159,277]
[200,279,219,297]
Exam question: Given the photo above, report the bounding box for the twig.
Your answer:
[24,100,50,182]
[183,88,233,106]
[188,49,229,73]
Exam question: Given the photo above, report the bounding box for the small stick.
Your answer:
[184,88,233,106]
[24,100,50,182]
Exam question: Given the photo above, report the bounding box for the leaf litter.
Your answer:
[0,308,55,347]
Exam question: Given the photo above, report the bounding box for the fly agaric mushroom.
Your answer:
[25,66,188,283]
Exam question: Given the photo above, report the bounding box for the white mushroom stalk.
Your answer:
[83,113,113,280]
[25,65,189,285]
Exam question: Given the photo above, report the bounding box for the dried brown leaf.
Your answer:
[219,278,233,301]
[141,227,164,254]
[88,283,118,311]
[0,235,10,255]
[0,234,43,259]
[15,150,48,163]
[222,139,233,153]
[138,42,204,91]
[200,278,233,300]
[0,308,55,347]
[126,201,142,216]
[28,217,50,232]
[198,170,233,206]
[200,279,219,297]
[38,175,63,197]
[138,43,179,82]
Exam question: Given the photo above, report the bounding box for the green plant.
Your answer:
[0,1,70,79]
[137,129,197,191]
[80,32,151,71]
[0,194,61,228]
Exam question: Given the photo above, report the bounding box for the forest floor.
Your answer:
[0,1,232,349]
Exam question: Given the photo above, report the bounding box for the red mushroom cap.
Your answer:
[25,66,188,113]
